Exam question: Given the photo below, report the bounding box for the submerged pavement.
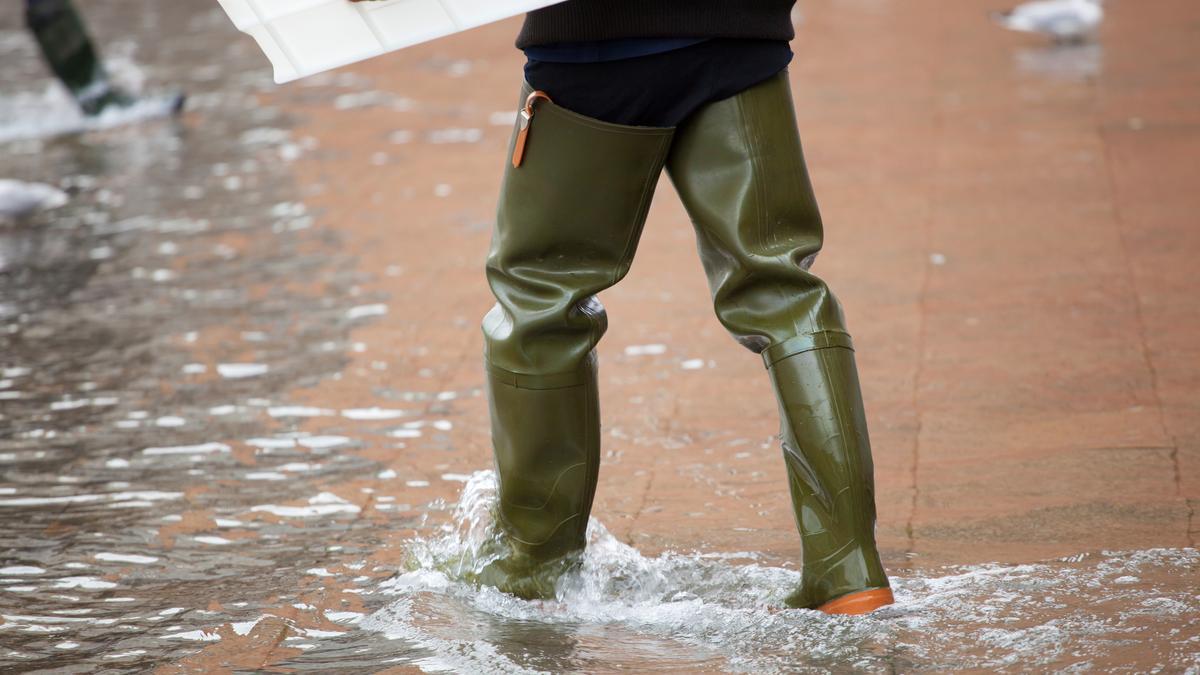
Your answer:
[0,0,1196,672]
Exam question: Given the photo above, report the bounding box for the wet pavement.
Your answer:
[1,0,1198,672]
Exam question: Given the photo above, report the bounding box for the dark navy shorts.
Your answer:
[523,38,794,127]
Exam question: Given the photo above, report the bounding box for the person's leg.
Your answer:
[24,0,134,116]
[666,71,893,614]
[477,82,674,599]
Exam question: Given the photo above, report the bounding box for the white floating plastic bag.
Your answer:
[217,0,564,84]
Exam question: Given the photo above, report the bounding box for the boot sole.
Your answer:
[816,587,895,615]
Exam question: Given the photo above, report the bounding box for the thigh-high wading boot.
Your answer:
[477,83,674,599]
[24,0,133,116]
[667,71,893,614]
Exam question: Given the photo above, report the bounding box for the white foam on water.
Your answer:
[0,491,180,507]
[363,471,1200,673]
[268,406,334,418]
[278,462,321,472]
[342,407,407,420]
[0,566,44,576]
[298,435,350,449]
[217,363,269,379]
[142,443,230,456]
[49,398,89,411]
[103,650,147,659]
[249,492,360,518]
[52,577,118,590]
[246,437,297,449]
[0,180,67,220]
[624,344,667,357]
[94,553,158,565]
[162,629,221,642]
[428,128,483,144]
[0,85,182,144]
[325,610,364,624]
[346,304,388,320]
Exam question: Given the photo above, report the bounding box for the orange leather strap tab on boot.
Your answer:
[512,90,553,168]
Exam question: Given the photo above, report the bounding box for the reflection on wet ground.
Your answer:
[1,3,401,670]
[2,2,1197,673]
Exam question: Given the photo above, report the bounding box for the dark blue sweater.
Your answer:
[516,0,796,49]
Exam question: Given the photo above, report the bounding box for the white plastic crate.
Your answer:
[217,0,564,83]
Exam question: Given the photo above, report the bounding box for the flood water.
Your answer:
[1,2,1197,673]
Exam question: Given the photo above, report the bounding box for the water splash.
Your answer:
[0,84,183,144]
[361,472,1199,673]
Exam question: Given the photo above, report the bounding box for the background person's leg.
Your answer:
[476,83,675,599]
[24,0,133,116]
[666,72,893,613]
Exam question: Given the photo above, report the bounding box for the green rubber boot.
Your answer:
[767,344,892,612]
[667,71,892,613]
[25,0,134,116]
[477,83,674,599]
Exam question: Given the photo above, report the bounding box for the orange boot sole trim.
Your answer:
[817,588,895,615]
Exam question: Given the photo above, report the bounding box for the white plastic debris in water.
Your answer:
[0,180,67,220]
[215,0,565,83]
